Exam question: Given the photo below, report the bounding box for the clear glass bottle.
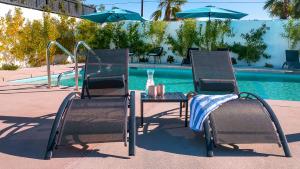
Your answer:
[145,69,155,93]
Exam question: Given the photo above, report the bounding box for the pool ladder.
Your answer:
[56,69,75,87]
[46,41,95,90]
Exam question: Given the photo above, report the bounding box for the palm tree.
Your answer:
[264,0,293,19]
[151,0,187,21]
[292,0,300,18]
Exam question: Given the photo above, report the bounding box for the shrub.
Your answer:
[112,22,129,49]
[75,20,98,48]
[147,21,168,47]
[198,20,233,51]
[76,20,113,49]
[167,19,198,58]
[127,22,150,58]
[1,63,19,70]
[230,24,270,65]
[0,9,80,67]
[282,19,300,49]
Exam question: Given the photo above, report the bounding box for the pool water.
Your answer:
[55,67,300,101]
[12,67,300,101]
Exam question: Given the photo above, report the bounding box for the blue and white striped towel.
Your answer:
[189,94,238,132]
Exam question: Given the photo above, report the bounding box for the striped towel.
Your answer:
[189,94,238,132]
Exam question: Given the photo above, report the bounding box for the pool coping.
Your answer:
[9,63,300,83]
[129,63,300,74]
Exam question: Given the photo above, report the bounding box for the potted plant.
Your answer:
[282,19,300,59]
[167,55,175,64]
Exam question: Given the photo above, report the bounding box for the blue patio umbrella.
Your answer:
[81,7,145,23]
[176,5,248,20]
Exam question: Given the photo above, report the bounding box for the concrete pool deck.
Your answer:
[0,65,300,169]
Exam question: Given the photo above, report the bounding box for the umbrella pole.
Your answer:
[141,0,144,17]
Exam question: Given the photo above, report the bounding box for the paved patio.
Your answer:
[0,67,300,169]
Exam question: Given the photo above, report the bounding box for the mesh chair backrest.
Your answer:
[191,51,238,94]
[82,49,129,97]
[286,50,299,63]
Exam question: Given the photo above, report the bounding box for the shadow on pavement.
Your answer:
[0,114,128,159]
[136,109,290,157]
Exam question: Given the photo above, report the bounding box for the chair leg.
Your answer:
[204,119,214,157]
[129,91,136,156]
[266,107,292,157]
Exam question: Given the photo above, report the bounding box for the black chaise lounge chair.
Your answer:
[282,50,300,69]
[148,47,163,64]
[44,49,136,159]
[190,50,291,157]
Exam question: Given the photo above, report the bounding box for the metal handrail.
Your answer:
[74,41,95,91]
[46,41,75,88]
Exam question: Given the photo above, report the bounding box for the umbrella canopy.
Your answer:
[81,7,145,23]
[176,5,248,20]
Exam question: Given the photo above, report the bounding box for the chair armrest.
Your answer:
[282,62,287,69]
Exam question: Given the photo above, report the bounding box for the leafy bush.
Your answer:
[56,15,76,52]
[167,19,198,58]
[147,21,168,47]
[93,23,114,49]
[230,24,270,65]
[76,20,98,47]
[112,22,129,49]
[1,63,19,70]
[198,20,233,50]
[0,8,25,63]
[167,19,233,58]
[127,22,151,58]
[0,9,81,67]
[76,20,113,49]
[282,19,300,49]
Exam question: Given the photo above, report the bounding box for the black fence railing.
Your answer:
[0,0,96,18]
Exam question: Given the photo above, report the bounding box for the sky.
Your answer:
[84,0,274,20]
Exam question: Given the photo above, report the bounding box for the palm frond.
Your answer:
[174,0,187,6]
[158,1,166,8]
[155,0,186,21]
[151,10,162,21]
[264,0,276,9]
[171,6,181,20]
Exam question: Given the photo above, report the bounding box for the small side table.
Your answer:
[140,92,188,127]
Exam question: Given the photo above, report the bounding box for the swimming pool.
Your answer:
[12,67,300,101]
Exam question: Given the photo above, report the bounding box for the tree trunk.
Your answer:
[283,0,289,19]
[164,3,171,21]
